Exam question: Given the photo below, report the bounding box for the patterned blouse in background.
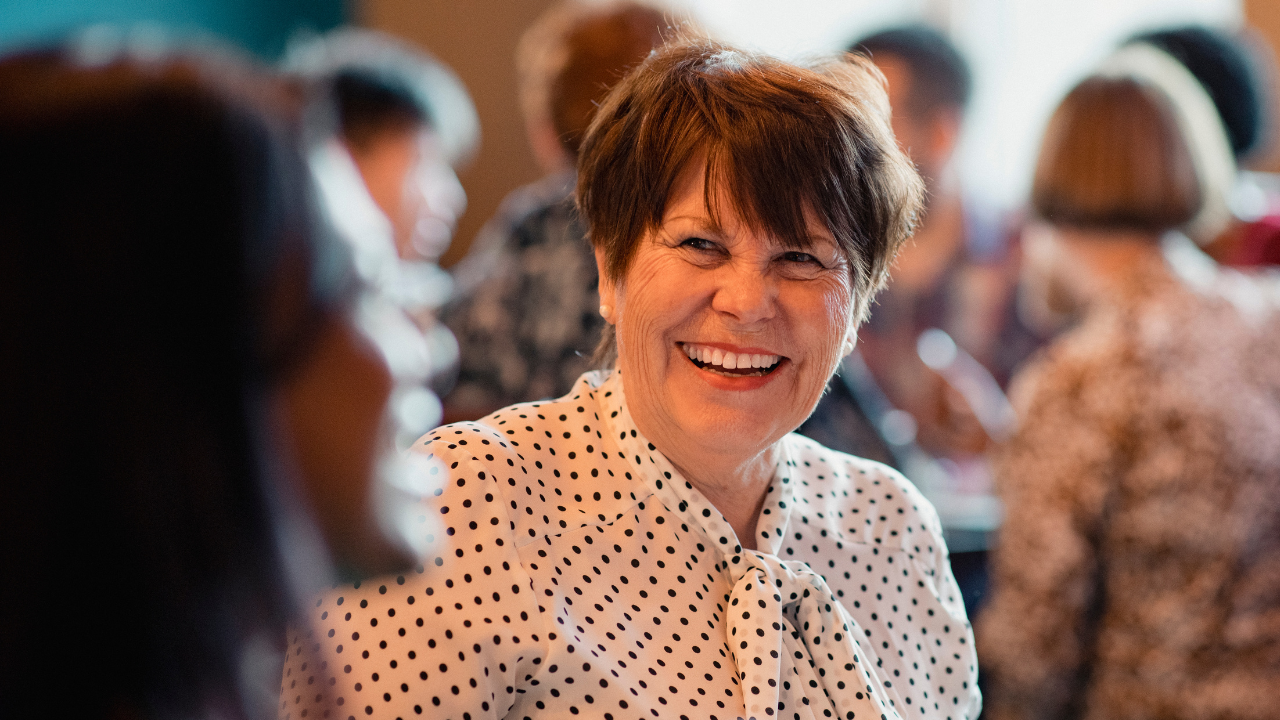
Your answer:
[977,237,1280,720]
[280,371,981,720]
[442,171,603,419]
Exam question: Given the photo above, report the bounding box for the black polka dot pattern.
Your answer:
[728,551,887,719]
[280,371,980,720]
[633,424,887,720]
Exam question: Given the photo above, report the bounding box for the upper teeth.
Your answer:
[683,343,780,370]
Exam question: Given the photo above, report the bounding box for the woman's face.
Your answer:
[599,160,858,465]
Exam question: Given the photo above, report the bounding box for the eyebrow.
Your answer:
[662,212,840,251]
[661,212,724,236]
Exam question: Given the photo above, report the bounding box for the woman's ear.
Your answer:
[840,302,859,357]
[841,329,857,357]
[595,246,618,324]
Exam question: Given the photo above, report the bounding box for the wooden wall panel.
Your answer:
[1245,0,1280,172]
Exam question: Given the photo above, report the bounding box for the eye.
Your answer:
[774,249,838,281]
[780,251,825,267]
[679,236,718,252]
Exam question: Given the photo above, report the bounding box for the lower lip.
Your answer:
[683,352,786,392]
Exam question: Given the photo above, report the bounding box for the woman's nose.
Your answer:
[710,263,778,326]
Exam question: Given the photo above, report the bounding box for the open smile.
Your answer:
[680,342,785,378]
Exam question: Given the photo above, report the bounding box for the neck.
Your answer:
[624,393,777,552]
[1055,227,1168,307]
[666,450,775,551]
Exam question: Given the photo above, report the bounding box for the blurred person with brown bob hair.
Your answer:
[282,37,982,720]
[442,1,678,422]
[0,32,419,720]
[520,0,677,167]
[1032,80,1202,231]
[978,52,1280,720]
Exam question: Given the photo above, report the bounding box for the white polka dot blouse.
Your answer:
[281,371,980,720]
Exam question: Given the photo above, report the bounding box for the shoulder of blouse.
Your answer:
[414,393,655,553]
[783,432,948,564]
[281,418,556,720]
[417,387,948,568]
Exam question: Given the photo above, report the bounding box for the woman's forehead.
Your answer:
[660,163,836,250]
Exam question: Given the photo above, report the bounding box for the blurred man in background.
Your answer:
[441,1,677,422]
[802,24,1041,471]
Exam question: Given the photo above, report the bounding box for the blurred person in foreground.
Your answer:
[281,37,981,720]
[977,47,1280,720]
[0,33,434,719]
[441,0,676,422]
[800,24,1041,493]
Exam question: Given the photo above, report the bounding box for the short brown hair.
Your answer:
[1032,75,1202,232]
[577,38,923,321]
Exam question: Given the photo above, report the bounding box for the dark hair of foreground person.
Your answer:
[0,40,352,719]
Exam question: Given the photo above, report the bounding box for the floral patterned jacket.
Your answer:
[978,241,1280,720]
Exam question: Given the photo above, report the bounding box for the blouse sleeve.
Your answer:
[894,465,984,720]
[975,348,1128,720]
[279,422,549,720]
[919,501,983,720]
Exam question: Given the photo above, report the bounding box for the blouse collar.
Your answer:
[592,371,898,720]
[594,369,798,558]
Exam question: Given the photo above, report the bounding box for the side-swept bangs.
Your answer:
[576,38,922,314]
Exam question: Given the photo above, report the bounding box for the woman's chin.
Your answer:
[667,359,808,446]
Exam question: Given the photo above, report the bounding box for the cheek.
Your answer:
[614,255,696,350]
[351,141,415,225]
[807,278,856,353]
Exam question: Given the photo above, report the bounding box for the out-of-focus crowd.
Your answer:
[1,3,1278,719]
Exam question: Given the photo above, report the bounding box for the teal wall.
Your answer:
[0,0,347,58]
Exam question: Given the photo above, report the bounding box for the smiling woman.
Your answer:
[282,38,980,720]
[594,162,864,544]
[578,36,921,552]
